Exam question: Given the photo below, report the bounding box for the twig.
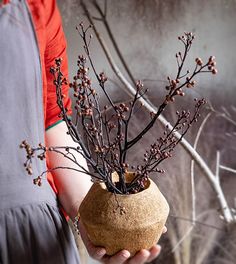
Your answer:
[216,151,220,182]
[171,226,194,253]
[191,112,212,222]
[170,215,224,231]
[220,165,236,174]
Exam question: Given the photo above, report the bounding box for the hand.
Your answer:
[79,221,167,264]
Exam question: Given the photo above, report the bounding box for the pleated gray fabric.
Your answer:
[0,1,80,263]
[0,203,80,264]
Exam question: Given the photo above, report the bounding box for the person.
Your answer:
[0,0,166,263]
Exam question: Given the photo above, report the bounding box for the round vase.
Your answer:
[79,172,169,256]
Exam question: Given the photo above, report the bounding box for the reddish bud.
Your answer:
[212,68,218,74]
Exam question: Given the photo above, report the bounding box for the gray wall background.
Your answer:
[59,0,236,100]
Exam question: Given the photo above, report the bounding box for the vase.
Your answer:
[79,172,169,256]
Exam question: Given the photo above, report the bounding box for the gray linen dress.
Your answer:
[0,0,80,263]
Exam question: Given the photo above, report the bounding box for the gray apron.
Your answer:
[0,1,80,263]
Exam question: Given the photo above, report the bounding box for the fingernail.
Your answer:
[143,249,151,258]
[157,245,162,251]
[96,248,106,256]
[121,250,130,259]
[163,226,168,233]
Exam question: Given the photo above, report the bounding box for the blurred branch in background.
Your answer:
[171,112,212,253]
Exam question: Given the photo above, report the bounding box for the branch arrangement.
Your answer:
[21,25,217,195]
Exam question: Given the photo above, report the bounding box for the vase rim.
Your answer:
[98,176,156,197]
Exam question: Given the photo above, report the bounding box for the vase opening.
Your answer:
[106,171,151,195]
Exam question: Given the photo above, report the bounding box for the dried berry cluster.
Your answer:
[20,141,46,186]
[164,33,217,103]
[22,26,216,194]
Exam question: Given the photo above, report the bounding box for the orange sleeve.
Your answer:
[43,0,72,129]
[28,0,72,129]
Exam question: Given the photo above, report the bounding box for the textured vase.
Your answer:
[79,172,169,256]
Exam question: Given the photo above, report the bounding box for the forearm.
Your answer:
[45,121,92,219]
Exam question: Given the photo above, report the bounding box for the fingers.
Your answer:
[146,245,162,263]
[126,249,151,264]
[78,220,106,260]
[126,245,161,264]
[102,250,130,264]
[87,246,106,261]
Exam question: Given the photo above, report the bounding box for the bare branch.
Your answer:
[83,16,234,222]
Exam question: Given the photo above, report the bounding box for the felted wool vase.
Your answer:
[79,172,169,256]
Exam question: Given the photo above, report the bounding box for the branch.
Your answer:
[191,112,212,221]
[220,165,236,174]
[82,10,235,223]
